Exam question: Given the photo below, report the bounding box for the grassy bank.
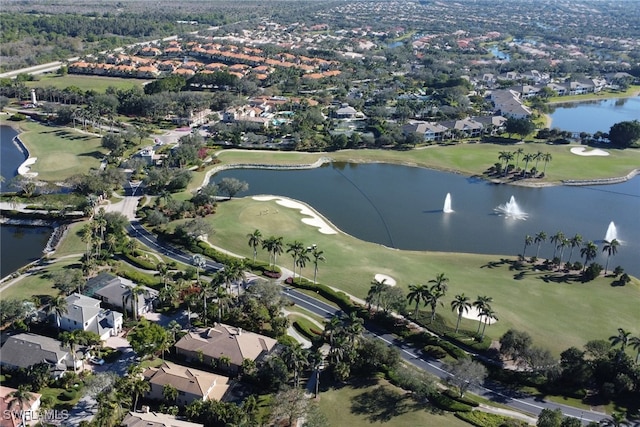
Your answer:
[3,120,105,181]
[199,197,640,356]
[25,74,148,93]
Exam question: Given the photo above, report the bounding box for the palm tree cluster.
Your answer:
[325,312,364,381]
[248,229,325,283]
[493,148,552,179]
[522,230,621,275]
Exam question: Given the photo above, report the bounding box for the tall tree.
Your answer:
[48,295,68,332]
[8,385,35,427]
[429,272,449,293]
[473,295,493,334]
[550,231,565,260]
[424,285,446,323]
[407,283,428,321]
[602,239,619,275]
[534,231,547,259]
[247,229,263,262]
[580,241,598,272]
[609,328,632,353]
[451,293,471,333]
[286,241,305,280]
[447,358,487,398]
[310,247,325,285]
[522,234,533,259]
[567,234,583,264]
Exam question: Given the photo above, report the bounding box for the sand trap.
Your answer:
[374,273,396,287]
[570,147,610,156]
[253,196,337,234]
[461,306,497,324]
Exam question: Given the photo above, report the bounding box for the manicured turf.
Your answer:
[203,197,640,355]
[25,74,148,93]
[207,142,640,188]
[317,378,470,427]
[0,258,80,300]
[53,222,88,258]
[9,121,106,181]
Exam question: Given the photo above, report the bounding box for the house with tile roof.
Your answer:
[174,324,277,374]
[143,361,229,406]
[0,333,82,373]
[0,386,42,427]
[402,121,448,141]
[121,411,203,427]
[59,294,122,341]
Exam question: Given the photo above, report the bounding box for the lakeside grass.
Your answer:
[3,120,106,181]
[200,196,640,356]
[546,85,640,104]
[25,74,148,93]
[318,377,470,427]
[203,143,640,191]
[0,258,81,300]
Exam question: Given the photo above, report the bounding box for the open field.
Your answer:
[199,196,640,355]
[317,377,470,427]
[25,74,148,93]
[2,120,106,181]
[202,143,640,191]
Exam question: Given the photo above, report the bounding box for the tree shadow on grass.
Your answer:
[350,385,419,422]
[78,150,104,159]
[539,272,582,284]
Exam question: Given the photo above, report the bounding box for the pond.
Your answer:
[548,96,640,135]
[1,125,53,278]
[212,163,640,277]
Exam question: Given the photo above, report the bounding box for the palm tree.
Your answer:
[247,229,263,262]
[128,285,147,319]
[628,335,640,364]
[60,330,81,372]
[451,293,471,333]
[533,150,543,173]
[567,234,583,264]
[295,249,310,280]
[130,378,150,412]
[192,254,206,284]
[309,349,324,398]
[368,278,388,310]
[602,239,619,275]
[286,241,305,280]
[550,231,565,260]
[310,247,325,284]
[198,281,213,327]
[514,147,524,171]
[541,152,552,174]
[343,311,364,346]
[325,315,342,345]
[163,384,178,404]
[8,385,35,427]
[599,412,631,427]
[580,241,598,272]
[424,285,446,323]
[534,231,547,259]
[522,153,535,176]
[80,224,93,259]
[157,262,169,288]
[407,283,428,321]
[609,328,632,352]
[429,272,449,293]
[522,235,533,259]
[48,295,68,332]
[480,307,497,340]
[282,344,308,388]
[473,296,493,334]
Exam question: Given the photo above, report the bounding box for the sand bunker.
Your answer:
[570,147,610,156]
[461,306,497,324]
[252,196,337,234]
[374,273,397,287]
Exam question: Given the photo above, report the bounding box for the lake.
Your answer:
[1,125,53,278]
[549,96,640,134]
[212,163,640,277]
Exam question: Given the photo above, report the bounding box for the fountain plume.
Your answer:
[494,195,527,220]
[443,193,453,213]
[605,221,618,242]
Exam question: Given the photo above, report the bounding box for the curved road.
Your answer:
[124,202,610,425]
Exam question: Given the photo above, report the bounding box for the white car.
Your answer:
[89,357,105,366]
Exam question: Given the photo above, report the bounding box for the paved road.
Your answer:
[279,288,608,425]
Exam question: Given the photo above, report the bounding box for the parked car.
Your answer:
[89,357,105,366]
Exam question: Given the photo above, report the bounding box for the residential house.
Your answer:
[489,89,532,119]
[174,324,278,374]
[474,115,507,134]
[0,385,42,427]
[441,118,485,138]
[59,294,122,341]
[143,361,230,406]
[91,273,159,317]
[121,411,204,427]
[0,333,82,374]
[402,121,448,141]
[333,103,364,120]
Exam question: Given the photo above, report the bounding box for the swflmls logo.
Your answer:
[2,409,70,422]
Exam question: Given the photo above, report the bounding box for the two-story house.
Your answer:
[60,294,122,341]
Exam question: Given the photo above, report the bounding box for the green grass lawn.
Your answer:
[317,377,470,427]
[546,85,640,104]
[201,197,640,356]
[53,222,88,258]
[0,258,81,300]
[7,120,106,181]
[204,143,640,191]
[25,74,148,93]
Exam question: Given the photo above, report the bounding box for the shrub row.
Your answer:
[122,251,157,271]
[454,411,528,427]
[408,331,469,360]
[115,268,160,288]
[292,318,324,340]
[285,276,354,312]
[442,389,479,407]
[428,392,473,413]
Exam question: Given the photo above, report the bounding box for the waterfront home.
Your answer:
[0,333,82,374]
